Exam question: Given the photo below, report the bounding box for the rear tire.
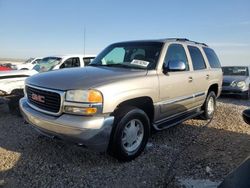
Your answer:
[108,106,150,161]
[201,91,216,120]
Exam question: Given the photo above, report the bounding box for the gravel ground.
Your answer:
[0,97,249,187]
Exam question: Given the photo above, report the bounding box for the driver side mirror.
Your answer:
[163,60,186,73]
[243,109,250,125]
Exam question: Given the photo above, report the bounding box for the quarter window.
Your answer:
[164,44,189,71]
[188,46,206,70]
[203,47,221,68]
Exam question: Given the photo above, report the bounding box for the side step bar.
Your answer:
[153,109,203,131]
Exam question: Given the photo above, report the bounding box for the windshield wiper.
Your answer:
[88,64,107,67]
[89,63,146,70]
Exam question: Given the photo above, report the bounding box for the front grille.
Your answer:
[26,86,61,113]
[222,82,231,87]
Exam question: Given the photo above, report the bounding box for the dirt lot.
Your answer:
[0,97,249,187]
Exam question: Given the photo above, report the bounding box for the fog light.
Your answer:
[64,106,97,115]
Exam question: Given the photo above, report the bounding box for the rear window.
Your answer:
[203,47,221,68]
[188,46,206,70]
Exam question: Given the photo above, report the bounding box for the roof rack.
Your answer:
[174,38,208,47]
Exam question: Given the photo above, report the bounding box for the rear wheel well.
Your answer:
[208,84,218,97]
[113,97,154,124]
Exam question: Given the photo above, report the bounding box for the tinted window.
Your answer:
[72,57,80,67]
[164,44,189,70]
[203,47,221,68]
[60,57,80,68]
[222,66,249,76]
[83,57,94,66]
[188,46,206,70]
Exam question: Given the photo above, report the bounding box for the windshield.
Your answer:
[222,66,249,76]
[90,42,163,70]
[24,58,34,64]
[33,57,62,72]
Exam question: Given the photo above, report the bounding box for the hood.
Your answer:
[0,70,37,78]
[223,75,248,83]
[26,66,148,90]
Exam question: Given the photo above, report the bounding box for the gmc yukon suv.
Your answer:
[20,38,222,161]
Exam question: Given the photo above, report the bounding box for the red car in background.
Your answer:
[0,65,12,71]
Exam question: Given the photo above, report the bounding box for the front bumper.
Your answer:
[221,86,249,96]
[19,98,114,152]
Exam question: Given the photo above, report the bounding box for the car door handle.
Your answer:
[206,74,210,80]
[188,77,193,82]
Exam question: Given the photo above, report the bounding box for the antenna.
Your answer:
[83,26,86,57]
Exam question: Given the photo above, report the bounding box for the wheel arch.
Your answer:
[112,96,155,124]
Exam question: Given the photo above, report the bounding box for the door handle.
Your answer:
[188,77,193,82]
[206,74,210,80]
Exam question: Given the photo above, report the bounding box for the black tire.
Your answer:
[8,89,24,116]
[108,106,150,161]
[201,91,216,120]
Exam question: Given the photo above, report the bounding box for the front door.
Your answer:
[158,43,195,120]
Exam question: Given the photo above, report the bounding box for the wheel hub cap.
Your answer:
[207,97,214,115]
[122,119,144,152]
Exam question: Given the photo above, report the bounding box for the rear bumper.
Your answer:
[19,98,114,152]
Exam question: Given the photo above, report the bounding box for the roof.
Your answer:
[115,38,208,47]
[42,54,96,59]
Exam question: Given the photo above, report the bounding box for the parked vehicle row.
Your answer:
[19,38,223,161]
[12,57,42,70]
[0,55,95,114]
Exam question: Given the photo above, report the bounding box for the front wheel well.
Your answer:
[113,97,154,124]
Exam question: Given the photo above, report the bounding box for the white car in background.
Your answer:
[14,57,42,70]
[33,54,95,72]
[1,54,95,96]
[0,54,95,113]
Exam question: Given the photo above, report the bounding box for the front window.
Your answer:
[33,57,62,72]
[222,66,249,76]
[90,42,163,70]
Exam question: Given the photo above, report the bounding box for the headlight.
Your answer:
[65,89,103,103]
[231,81,237,87]
[236,81,247,89]
[64,89,103,115]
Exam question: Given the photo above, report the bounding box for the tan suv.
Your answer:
[20,38,222,161]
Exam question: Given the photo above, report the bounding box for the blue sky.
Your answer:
[0,0,249,66]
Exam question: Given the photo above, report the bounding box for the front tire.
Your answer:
[108,106,150,161]
[201,91,216,120]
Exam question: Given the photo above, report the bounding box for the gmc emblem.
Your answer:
[31,93,45,103]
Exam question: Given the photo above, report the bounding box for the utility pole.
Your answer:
[83,26,86,57]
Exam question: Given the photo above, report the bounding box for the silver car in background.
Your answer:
[222,66,250,99]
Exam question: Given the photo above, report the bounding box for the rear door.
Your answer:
[187,45,209,107]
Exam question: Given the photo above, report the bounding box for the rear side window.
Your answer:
[203,47,221,68]
[188,46,206,70]
[164,44,189,70]
[60,57,80,68]
[83,57,94,66]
